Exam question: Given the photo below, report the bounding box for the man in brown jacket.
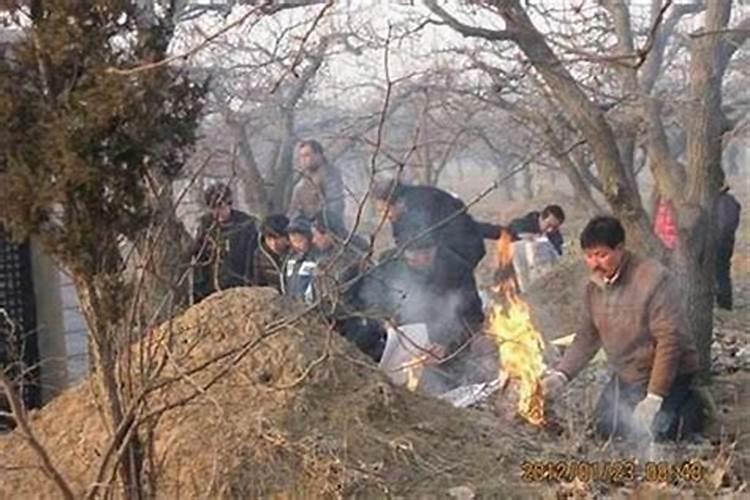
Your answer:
[541,216,704,441]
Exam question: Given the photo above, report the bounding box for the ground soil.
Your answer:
[1,176,746,499]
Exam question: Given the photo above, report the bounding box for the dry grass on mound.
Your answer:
[0,287,554,499]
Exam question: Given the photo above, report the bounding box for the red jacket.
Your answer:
[653,198,678,250]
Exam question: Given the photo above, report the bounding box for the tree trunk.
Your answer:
[268,111,297,213]
[680,1,733,379]
[134,176,192,330]
[233,121,270,218]
[495,0,662,257]
[74,269,144,499]
[521,166,534,200]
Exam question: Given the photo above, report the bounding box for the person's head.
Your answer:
[296,139,326,173]
[260,214,290,255]
[205,183,233,222]
[311,211,344,251]
[287,216,313,254]
[396,217,438,272]
[372,178,407,223]
[540,204,565,234]
[579,216,626,280]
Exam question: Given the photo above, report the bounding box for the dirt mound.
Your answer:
[0,287,550,498]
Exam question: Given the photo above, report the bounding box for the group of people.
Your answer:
[192,138,740,444]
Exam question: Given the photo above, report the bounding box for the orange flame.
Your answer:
[403,354,428,392]
[489,232,547,426]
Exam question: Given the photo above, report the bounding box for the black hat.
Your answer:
[260,214,289,238]
[204,182,232,208]
[287,215,313,237]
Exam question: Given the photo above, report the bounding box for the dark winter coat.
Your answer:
[284,251,317,303]
[392,185,486,276]
[715,190,741,244]
[311,241,366,317]
[509,211,564,255]
[253,237,288,292]
[192,210,258,302]
[477,212,564,255]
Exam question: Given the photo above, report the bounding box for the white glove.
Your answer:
[541,370,568,398]
[632,393,663,436]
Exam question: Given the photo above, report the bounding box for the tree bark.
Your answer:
[680,1,733,379]
[233,120,270,217]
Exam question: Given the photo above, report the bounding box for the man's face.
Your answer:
[540,214,562,234]
[584,244,625,281]
[296,145,320,172]
[376,199,404,223]
[265,235,289,255]
[312,228,332,250]
[289,233,310,253]
[404,246,437,272]
[211,202,232,223]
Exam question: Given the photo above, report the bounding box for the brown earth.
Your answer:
[1,176,746,499]
[0,288,559,499]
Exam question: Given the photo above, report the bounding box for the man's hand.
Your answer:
[424,345,446,365]
[632,393,663,436]
[540,370,568,398]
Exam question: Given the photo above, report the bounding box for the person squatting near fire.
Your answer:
[372,178,487,279]
[478,204,566,256]
[254,214,291,293]
[541,216,705,442]
[288,139,346,230]
[192,183,258,303]
[354,214,486,393]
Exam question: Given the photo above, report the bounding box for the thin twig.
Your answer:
[0,373,75,500]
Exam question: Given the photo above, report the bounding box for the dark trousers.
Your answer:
[594,373,705,441]
[338,318,386,362]
[716,237,735,310]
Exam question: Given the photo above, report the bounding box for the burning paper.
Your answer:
[489,230,548,426]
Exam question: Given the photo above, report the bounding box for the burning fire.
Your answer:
[489,230,547,426]
[403,354,428,392]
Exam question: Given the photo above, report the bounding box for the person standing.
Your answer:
[253,214,290,293]
[541,216,704,442]
[192,183,258,303]
[715,184,741,310]
[288,140,346,228]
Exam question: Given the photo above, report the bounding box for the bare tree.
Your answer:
[425,0,750,377]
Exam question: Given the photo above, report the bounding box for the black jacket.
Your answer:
[478,211,564,255]
[392,185,486,274]
[193,210,258,302]
[253,237,287,292]
[715,191,741,243]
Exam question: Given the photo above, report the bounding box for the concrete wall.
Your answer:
[29,241,68,402]
[58,272,88,384]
